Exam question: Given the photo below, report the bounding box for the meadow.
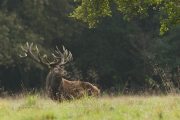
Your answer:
[0,95,180,120]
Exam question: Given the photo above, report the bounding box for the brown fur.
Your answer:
[20,42,100,100]
[59,78,100,100]
[45,67,100,100]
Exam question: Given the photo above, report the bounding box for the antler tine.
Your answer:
[20,46,27,52]
[49,45,73,66]
[52,53,56,58]
[19,47,27,58]
[68,51,73,61]
[63,46,73,61]
[27,43,41,62]
[20,42,73,68]
[19,52,27,58]
[34,44,48,64]
[55,46,64,57]
[35,45,39,53]
[26,42,29,48]
[67,51,73,62]
[19,42,30,57]
[63,46,72,60]
[29,43,33,52]
[57,46,73,65]
[51,53,61,61]
[49,46,64,64]
[42,54,51,64]
[19,42,52,68]
[35,48,50,67]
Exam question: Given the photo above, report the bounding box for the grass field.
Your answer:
[0,95,180,120]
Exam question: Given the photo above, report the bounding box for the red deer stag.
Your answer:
[20,42,100,100]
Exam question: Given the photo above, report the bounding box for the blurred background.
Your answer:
[0,0,179,94]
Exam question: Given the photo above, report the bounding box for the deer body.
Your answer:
[60,78,100,99]
[20,42,100,100]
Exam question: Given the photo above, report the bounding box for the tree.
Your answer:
[0,0,83,91]
[71,0,180,35]
[70,0,180,92]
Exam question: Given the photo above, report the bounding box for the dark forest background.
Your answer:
[0,0,179,94]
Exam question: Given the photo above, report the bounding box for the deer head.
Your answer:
[20,42,73,99]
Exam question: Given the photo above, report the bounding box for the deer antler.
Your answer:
[20,42,73,68]
[53,45,73,66]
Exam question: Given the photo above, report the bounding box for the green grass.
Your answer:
[0,95,180,120]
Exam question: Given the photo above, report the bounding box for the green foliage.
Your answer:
[71,0,111,28]
[72,0,180,34]
[0,0,82,90]
[0,11,42,67]
[159,1,180,35]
